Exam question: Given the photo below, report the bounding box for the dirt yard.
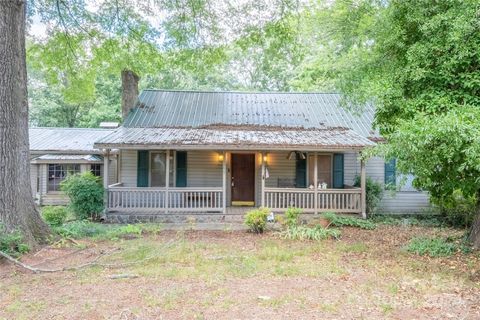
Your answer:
[1,225,479,319]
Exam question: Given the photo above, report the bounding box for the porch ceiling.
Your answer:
[94,126,376,151]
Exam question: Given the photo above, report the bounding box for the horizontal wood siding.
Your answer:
[264,152,296,188]
[120,149,137,187]
[342,154,431,213]
[187,151,222,187]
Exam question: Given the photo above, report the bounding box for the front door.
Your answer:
[231,153,255,205]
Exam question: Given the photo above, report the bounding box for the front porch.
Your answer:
[104,150,367,218]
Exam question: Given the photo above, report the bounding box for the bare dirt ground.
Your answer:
[1,225,479,319]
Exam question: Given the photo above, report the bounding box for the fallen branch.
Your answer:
[0,239,177,273]
[0,248,119,273]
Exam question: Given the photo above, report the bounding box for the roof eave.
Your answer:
[93,142,373,152]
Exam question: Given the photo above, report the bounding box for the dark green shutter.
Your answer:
[137,150,149,187]
[295,157,307,188]
[385,158,396,186]
[333,153,344,188]
[176,151,187,187]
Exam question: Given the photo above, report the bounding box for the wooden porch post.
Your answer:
[104,149,110,213]
[103,149,110,187]
[314,152,318,215]
[222,151,227,214]
[360,157,367,219]
[165,150,170,213]
[261,151,266,207]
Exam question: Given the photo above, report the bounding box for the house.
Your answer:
[94,90,431,222]
[29,127,118,205]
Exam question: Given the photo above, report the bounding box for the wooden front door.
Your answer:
[231,153,255,205]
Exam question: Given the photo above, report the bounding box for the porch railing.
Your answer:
[107,184,223,213]
[264,187,362,213]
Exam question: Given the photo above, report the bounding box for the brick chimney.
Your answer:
[121,69,139,119]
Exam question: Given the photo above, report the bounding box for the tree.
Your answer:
[309,0,480,245]
[0,0,50,246]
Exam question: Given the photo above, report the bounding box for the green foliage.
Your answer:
[322,212,376,230]
[280,225,341,241]
[284,207,302,228]
[60,172,104,221]
[244,208,270,234]
[53,221,162,240]
[0,224,30,257]
[405,237,458,257]
[353,176,383,215]
[435,190,477,229]
[41,206,68,227]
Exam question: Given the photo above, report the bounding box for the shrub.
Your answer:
[42,206,68,226]
[61,172,104,220]
[280,225,341,241]
[244,207,270,233]
[354,176,383,216]
[0,224,29,257]
[284,207,302,228]
[405,237,458,257]
[434,190,476,228]
[322,212,376,230]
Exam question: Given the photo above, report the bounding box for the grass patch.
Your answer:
[405,237,459,257]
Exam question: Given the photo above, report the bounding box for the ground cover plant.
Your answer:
[0,224,479,319]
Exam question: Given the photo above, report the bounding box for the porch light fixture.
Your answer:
[218,153,224,162]
[263,154,268,163]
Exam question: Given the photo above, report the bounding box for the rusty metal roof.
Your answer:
[31,154,103,163]
[124,90,378,138]
[95,126,375,151]
[30,127,114,153]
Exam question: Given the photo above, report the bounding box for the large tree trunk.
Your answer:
[468,193,480,249]
[0,0,50,246]
[121,70,139,119]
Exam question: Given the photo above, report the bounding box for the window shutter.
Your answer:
[385,158,396,186]
[176,151,187,187]
[295,157,307,188]
[333,153,344,188]
[137,150,149,187]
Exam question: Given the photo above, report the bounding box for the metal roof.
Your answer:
[31,154,103,163]
[95,126,375,151]
[124,90,378,138]
[30,127,114,153]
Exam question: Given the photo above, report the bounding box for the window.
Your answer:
[384,158,396,188]
[150,152,166,187]
[48,164,80,191]
[149,152,175,187]
[90,164,102,177]
[308,154,332,187]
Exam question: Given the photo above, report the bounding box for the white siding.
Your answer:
[342,155,431,213]
[264,152,296,188]
[116,149,431,213]
[120,149,138,187]
[186,151,222,187]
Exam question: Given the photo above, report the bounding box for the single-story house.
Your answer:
[29,127,118,205]
[94,90,431,221]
